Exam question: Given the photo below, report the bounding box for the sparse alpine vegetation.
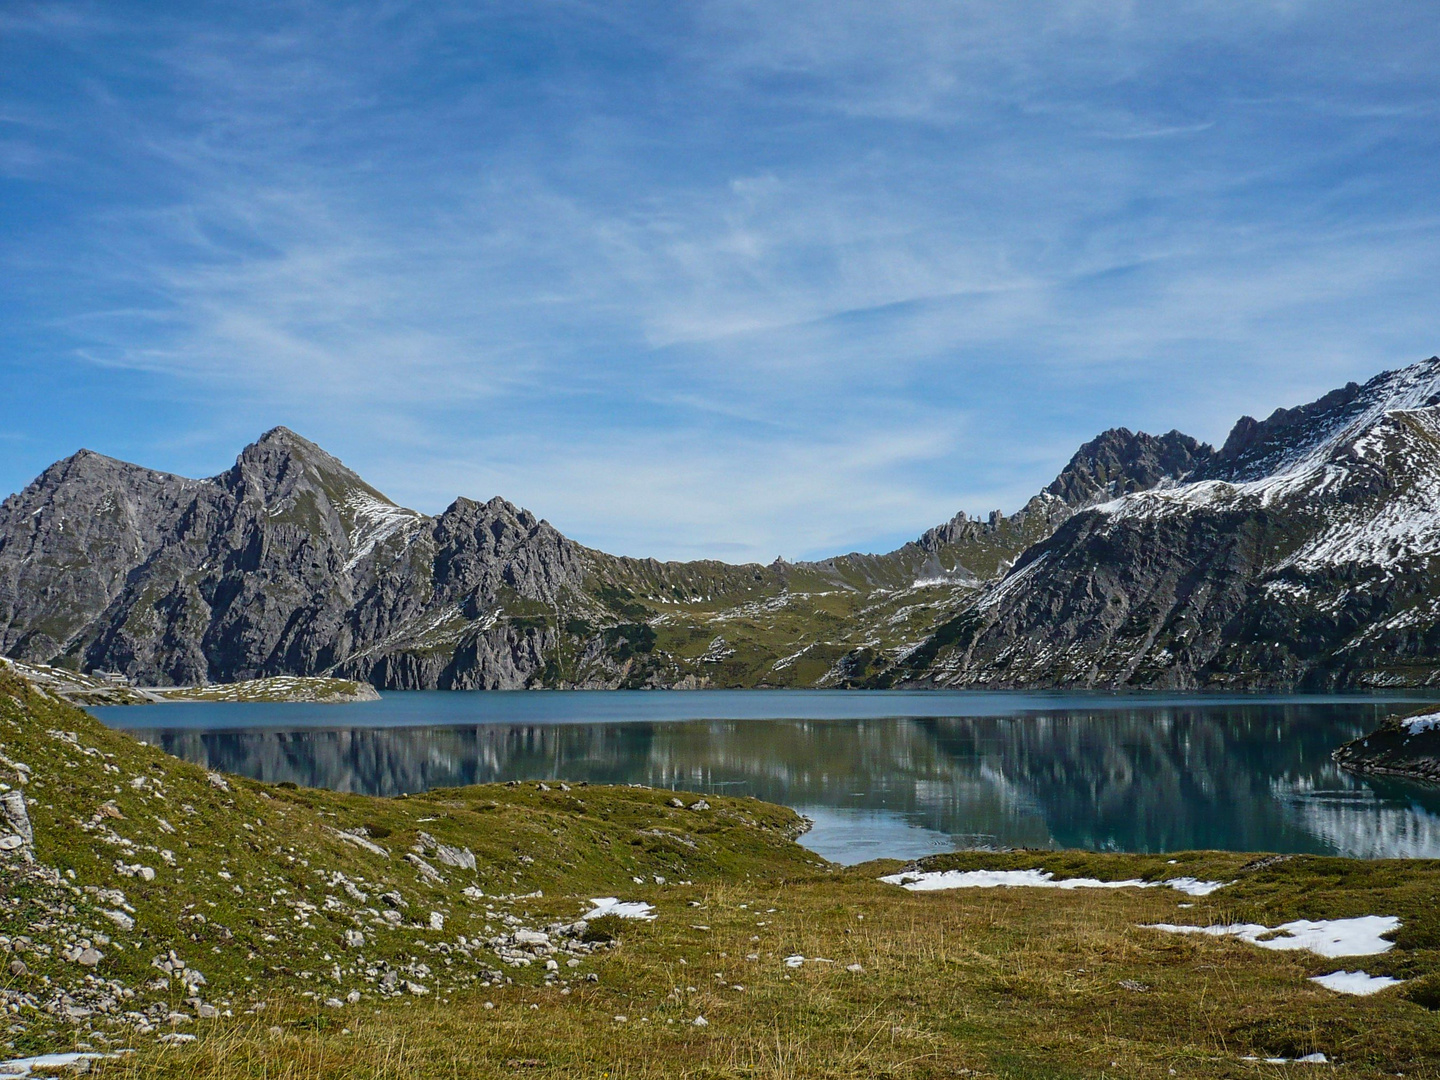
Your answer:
[0,659,378,707]
[2,670,1440,1076]
[0,667,813,1067]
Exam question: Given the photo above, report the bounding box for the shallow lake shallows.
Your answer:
[90,689,1440,865]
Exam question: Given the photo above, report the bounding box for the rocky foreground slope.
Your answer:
[6,357,1440,690]
[0,668,810,1059]
[5,668,1440,1076]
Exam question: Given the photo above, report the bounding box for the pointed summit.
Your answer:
[227,428,385,509]
[1044,428,1213,508]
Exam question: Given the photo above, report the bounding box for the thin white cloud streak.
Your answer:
[8,0,1440,559]
[377,420,974,563]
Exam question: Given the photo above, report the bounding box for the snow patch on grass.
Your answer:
[1144,915,1400,957]
[1309,970,1403,995]
[881,868,1228,896]
[582,898,656,921]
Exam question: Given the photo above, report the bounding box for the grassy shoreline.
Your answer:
[2,670,1438,1077]
[0,658,380,706]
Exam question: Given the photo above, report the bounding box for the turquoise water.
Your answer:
[90,690,1440,865]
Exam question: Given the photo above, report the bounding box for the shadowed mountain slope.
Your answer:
[884,357,1440,690]
[11,360,1440,690]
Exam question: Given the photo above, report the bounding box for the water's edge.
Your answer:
[90,690,1440,865]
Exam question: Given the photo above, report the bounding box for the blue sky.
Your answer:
[2,1,1438,562]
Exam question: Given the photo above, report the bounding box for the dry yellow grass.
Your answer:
[91,863,1440,1079]
[3,671,1436,1079]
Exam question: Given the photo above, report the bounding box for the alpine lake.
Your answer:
[89,689,1440,865]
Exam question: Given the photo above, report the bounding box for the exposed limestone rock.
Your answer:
[891,357,1440,690]
[9,359,1440,692]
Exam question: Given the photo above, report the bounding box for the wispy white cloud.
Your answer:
[2,0,1439,560]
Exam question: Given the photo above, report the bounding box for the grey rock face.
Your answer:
[0,428,591,689]
[897,427,1213,585]
[1043,428,1213,507]
[898,356,1440,690]
[0,451,202,663]
[10,357,1440,693]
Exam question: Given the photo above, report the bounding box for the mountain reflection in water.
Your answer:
[96,693,1440,864]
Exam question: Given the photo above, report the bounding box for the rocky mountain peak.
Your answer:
[1204,356,1440,484]
[10,354,1440,697]
[1045,427,1214,508]
[34,447,158,487]
[224,427,377,514]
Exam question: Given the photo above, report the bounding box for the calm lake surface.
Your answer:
[89,690,1440,865]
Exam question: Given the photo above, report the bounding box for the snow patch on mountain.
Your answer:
[1403,711,1440,735]
[341,492,424,571]
[1277,411,1440,571]
[1091,381,1440,573]
[977,552,1049,611]
[1221,357,1440,483]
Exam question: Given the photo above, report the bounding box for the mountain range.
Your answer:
[5,357,1440,691]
